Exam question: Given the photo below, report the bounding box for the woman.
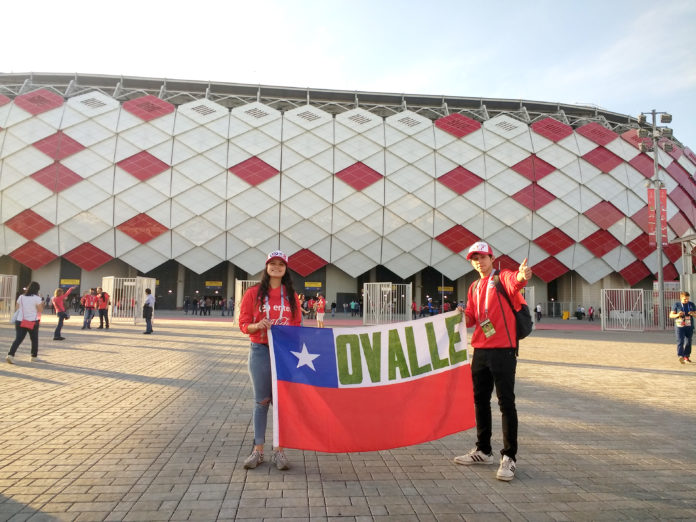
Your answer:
[239,250,302,470]
[7,281,44,364]
[52,286,76,340]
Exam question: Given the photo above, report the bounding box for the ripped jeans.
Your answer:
[248,342,272,445]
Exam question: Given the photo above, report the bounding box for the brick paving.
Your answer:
[1,313,694,521]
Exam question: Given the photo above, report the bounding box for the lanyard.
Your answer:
[264,286,285,321]
[475,270,496,319]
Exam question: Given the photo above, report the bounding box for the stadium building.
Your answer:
[0,72,695,315]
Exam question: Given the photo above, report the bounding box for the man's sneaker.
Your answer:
[454,448,495,465]
[53,337,65,340]
[496,455,516,481]
[30,356,41,363]
[271,450,290,470]
[685,357,692,363]
[679,356,685,364]
[6,355,14,364]
[243,450,263,469]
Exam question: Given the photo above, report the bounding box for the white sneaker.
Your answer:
[243,450,263,469]
[6,355,14,364]
[496,455,516,481]
[454,448,495,465]
[271,450,290,470]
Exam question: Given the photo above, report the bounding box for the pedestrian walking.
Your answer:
[7,281,44,364]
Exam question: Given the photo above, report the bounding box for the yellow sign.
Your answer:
[438,286,454,292]
[305,282,322,288]
[60,279,80,285]
[205,281,223,287]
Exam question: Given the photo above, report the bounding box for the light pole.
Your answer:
[638,110,673,329]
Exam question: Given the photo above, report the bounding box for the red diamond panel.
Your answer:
[434,113,481,138]
[9,241,57,270]
[631,206,650,234]
[437,166,483,195]
[668,212,692,238]
[31,163,83,192]
[33,131,86,160]
[435,225,479,254]
[0,94,10,106]
[619,260,650,286]
[530,117,573,142]
[288,249,328,277]
[63,244,113,271]
[582,146,623,173]
[229,157,279,186]
[534,228,575,255]
[118,151,170,181]
[512,184,556,211]
[511,154,556,181]
[662,263,678,281]
[667,161,696,201]
[663,243,682,264]
[621,129,651,150]
[533,257,570,283]
[492,255,520,273]
[122,95,175,122]
[576,122,618,146]
[669,187,696,223]
[13,88,64,115]
[336,162,383,191]
[626,233,652,260]
[581,230,620,257]
[584,201,623,230]
[683,147,696,166]
[5,209,54,240]
[117,213,168,244]
[628,153,655,179]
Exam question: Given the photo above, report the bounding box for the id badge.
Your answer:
[685,317,692,328]
[480,318,496,338]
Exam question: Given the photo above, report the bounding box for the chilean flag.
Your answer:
[269,311,475,453]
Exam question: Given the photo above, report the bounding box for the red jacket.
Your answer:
[239,285,302,344]
[52,287,74,313]
[97,292,110,310]
[464,269,527,348]
[81,294,97,309]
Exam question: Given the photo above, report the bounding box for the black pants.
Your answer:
[471,348,518,460]
[9,321,40,357]
[98,309,109,327]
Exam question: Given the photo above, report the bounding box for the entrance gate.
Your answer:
[601,289,645,331]
[363,282,412,325]
[0,275,18,321]
[233,279,260,326]
[101,276,156,325]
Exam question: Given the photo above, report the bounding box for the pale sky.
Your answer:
[3,0,695,149]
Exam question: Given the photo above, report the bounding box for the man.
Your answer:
[669,291,695,364]
[535,303,542,322]
[455,241,532,482]
[81,289,97,330]
[96,287,110,329]
[143,288,155,334]
[315,293,326,328]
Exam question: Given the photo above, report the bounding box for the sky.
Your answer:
[3,0,695,148]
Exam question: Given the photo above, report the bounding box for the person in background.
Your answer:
[142,288,155,334]
[315,293,326,328]
[81,289,97,329]
[587,305,594,322]
[52,286,76,340]
[454,241,532,482]
[7,281,44,364]
[331,301,336,318]
[535,303,542,322]
[96,287,110,329]
[238,250,302,471]
[669,291,695,364]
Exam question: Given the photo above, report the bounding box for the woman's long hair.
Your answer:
[256,265,297,316]
[24,281,40,296]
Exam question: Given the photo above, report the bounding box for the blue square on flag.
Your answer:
[271,326,338,388]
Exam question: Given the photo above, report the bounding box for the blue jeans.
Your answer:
[9,321,40,357]
[676,327,693,357]
[54,311,69,338]
[471,348,518,460]
[144,316,153,333]
[83,308,94,328]
[248,342,272,445]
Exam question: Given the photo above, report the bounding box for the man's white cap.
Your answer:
[466,241,494,260]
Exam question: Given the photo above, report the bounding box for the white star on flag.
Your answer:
[291,343,320,371]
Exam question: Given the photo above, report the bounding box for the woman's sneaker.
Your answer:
[496,455,516,481]
[454,448,495,465]
[271,450,290,470]
[243,450,263,469]
[6,355,14,364]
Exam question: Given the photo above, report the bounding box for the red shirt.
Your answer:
[81,294,97,309]
[315,297,325,313]
[97,292,110,310]
[52,287,74,313]
[464,269,527,348]
[239,285,302,344]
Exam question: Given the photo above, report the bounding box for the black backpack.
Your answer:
[494,279,533,342]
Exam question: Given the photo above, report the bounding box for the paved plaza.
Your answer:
[1,313,694,521]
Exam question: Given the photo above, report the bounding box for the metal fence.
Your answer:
[601,288,681,331]
[363,282,412,325]
[101,276,156,325]
[0,274,18,321]
[233,280,259,326]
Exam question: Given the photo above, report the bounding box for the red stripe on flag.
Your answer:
[276,364,474,452]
